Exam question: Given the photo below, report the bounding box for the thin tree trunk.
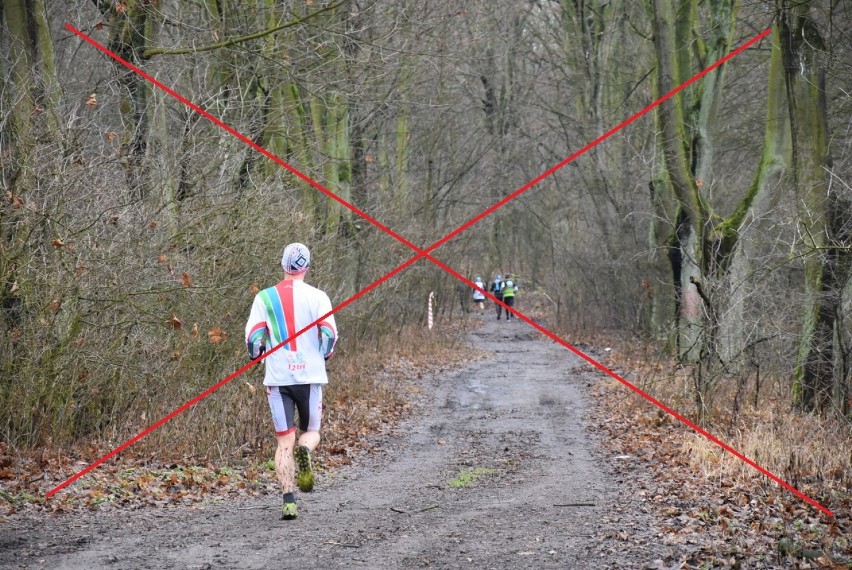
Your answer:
[103,0,152,200]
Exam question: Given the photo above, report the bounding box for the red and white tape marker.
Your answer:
[428,291,434,330]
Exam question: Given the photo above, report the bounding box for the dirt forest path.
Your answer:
[3,315,673,569]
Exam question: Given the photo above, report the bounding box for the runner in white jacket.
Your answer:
[472,276,486,313]
[245,243,337,520]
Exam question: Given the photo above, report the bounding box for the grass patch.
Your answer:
[0,488,44,506]
[448,467,495,488]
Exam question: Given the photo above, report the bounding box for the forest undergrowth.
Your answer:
[584,333,852,567]
[0,319,484,517]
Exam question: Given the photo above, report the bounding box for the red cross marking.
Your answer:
[50,25,831,519]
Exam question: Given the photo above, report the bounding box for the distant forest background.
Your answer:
[1,0,850,456]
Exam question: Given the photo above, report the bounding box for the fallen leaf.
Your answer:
[148,220,157,230]
[165,315,182,330]
[208,327,226,343]
[158,254,168,264]
[86,93,97,108]
[52,239,65,248]
[245,382,256,395]
[180,272,192,288]
[49,299,61,313]
[192,323,199,338]
[249,283,260,295]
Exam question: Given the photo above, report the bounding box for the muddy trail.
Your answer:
[2,316,673,569]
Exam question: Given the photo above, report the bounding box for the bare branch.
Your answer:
[142,0,349,59]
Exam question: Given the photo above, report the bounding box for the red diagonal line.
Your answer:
[56,25,831,519]
[423,263,834,518]
[46,248,422,498]
[65,25,426,261]
[427,28,774,253]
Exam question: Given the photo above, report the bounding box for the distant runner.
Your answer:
[490,274,504,320]
[501,274,516,321]
[245,243,337,520]
[472,276,486,313]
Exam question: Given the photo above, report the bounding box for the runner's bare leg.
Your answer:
[275,432,296,492]
[298,430,320,452]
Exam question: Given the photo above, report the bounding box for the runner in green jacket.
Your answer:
[501,274,516,321]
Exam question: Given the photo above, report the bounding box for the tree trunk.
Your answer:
[651,0,779,422]
[104,0,152,199]
[720,27,790,365]
[325,92,352,236]
[1,0,60,328]
[780,1,852,414]
[651,0,707,363]
[2,0,60,195]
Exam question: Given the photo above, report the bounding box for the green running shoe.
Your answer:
[294,445,314,492]
[281,502,297,520]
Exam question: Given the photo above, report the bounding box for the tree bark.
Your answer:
[651,0,708,363]
[720,26,791,365]
[1,0,60,329]
[780,1,852,414]
[99,0,153,199]
[650,0,784,422]
[2,0,60,194]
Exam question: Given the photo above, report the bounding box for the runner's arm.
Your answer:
[245,296,268,359]
[317,293,338,361]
